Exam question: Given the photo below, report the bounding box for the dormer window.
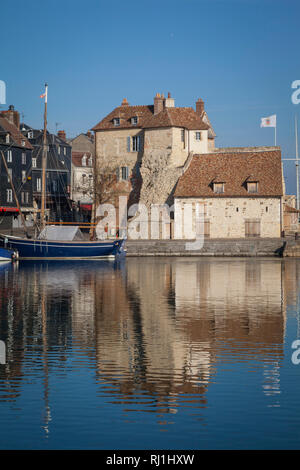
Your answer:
[213,182,225,194]
[5,134,10,144]
[21,140,26,147]
[247,181,259,193]
[131,116,138,125]
[82,154,87,166]
[113,118,120,127]
[88,157,93,167]
[28,131,33,139]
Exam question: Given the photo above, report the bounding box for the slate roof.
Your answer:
[0,116,32,150]
[174,149,283,198]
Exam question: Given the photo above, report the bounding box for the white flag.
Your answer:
[260,114,276,128]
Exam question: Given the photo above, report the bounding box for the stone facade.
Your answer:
[174,197,282,239]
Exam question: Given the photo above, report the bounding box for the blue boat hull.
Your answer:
[0,246,13,261]
[0,235,125,260]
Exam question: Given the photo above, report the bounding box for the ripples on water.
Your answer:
[0,257,299,449]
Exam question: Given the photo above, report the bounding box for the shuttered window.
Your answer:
[245,219,261,237]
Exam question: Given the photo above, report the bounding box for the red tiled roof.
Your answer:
[72,151,92,167]
[0,116,32,150]
[92,105,209,131]
[174,149,283,198]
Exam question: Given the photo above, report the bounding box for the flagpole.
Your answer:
[296,115,299,210]
[275,126,277,146]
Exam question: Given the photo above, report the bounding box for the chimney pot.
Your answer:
[58,130,66,141]
[121,98,129,106]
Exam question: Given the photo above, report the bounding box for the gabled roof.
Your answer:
[174,148,283,198]
[92,104,209,131]
[0,116,32,150]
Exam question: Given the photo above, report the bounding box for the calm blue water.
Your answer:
[0,257,299,450]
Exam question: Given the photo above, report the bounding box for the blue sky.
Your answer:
[1,0,300,192]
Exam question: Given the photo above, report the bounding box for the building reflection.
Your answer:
[0,257,300,425]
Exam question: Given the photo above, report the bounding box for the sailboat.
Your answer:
[0,84,126,260]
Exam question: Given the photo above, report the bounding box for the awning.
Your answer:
[80,204,92,211]
[0,207,19,213]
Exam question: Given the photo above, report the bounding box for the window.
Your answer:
[247,182,258,193]
[22,170,26,183]
[181,129,185,142]
[21,140,26,147]
[58,146,61,155]
[131,135,141,152]
[6,189,13,203]
[52,181,57,192]
[64,147,66,156]
[7,150,12,162]
[121,166,129,181]
[245,219,261,238]
[32,158,37,168]
[88,157,93,167]
[113,118,120,126]
[82,155,87,166]
[131,116,138,125]
[21,192,25,204]
[213,182,224,194]
[22,152,26,164]
[37,178,41,191]
[28,131,33,139]
[25,192,29,204]
[195,132,202,141]
[5,134,10,144]
[7,168,12,182]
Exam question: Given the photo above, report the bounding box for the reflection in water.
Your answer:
[0,257,299,449]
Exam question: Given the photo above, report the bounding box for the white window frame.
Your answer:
[114,118,120,127]
[37,178,41,192]
[7,150,12,162]
[121,166,129,181]
[6,189,13,203]
[28,131,33,139]
[7,168,12,182]
[131,116,138,125]
[5,134,10,144]
[22,152,26,164]
[132,135,141,152]
[22,170,26,183]
[32,158,37,168]
[195,131,202,141]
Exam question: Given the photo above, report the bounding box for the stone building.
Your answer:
[92,93,215,210]
[174,147,284,239]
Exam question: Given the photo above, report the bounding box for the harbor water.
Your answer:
[0,257,299,449]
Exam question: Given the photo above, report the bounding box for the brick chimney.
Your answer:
[154,93,164,115]
[165,92,175,108]
[196,98,204,116]
[121,98,129,106]
[0,105,20,129]
[58,130,66,141]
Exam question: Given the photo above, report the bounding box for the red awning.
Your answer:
[0,207,19,213]
[80,204,92,211]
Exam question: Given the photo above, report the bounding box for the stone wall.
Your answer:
[174,197,282,238]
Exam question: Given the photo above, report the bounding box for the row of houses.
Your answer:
[0,105,94,230]
[0,92,299,238]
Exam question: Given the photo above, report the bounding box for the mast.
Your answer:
[296,115,299,210]
[41,83,48,230]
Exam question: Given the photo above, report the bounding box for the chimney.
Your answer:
[0,105,20,129]
[87,130,94,141]
[196,98,204,116]
[165,92,175,108]
[154,93,164,115]
[121,98,129,106]
[58,130,66,141]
